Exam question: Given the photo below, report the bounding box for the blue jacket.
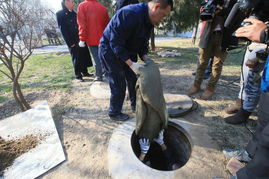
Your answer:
[99,3,153,72]
[261,56,269,92]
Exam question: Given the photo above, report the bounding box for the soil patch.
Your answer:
[0,135,40,176]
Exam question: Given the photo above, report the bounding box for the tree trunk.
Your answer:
[150,28,155,52]
[12,81,25,111]
[15,80,31,110]
[12,79,31,111]
[192,21,199,45]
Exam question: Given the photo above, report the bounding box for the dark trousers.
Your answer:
[69,45,90,78]
[237,92,269,179]
[108,64,137,116]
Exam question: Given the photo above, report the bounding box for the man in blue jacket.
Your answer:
[99,0,173,121]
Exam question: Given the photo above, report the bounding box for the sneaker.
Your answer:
[223,148,252,163]
[109,113,129,121]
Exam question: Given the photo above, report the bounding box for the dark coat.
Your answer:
[56,6,79,47]
[99,3,153,73]
[115,0,139,11]
[56,5,92,67]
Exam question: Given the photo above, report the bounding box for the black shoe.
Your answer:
[192,72,196,76]
[225,108,251,124]
[82,73,94,77]
[76,77,84,82]
[109,113,129,121]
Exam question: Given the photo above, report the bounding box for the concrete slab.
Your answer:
[108,118,228,179]
[0,102,65,179]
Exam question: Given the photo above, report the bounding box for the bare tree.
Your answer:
[0,0,41,111]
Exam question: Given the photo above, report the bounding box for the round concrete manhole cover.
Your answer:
[164,94,194,118]
[90,81,111,99]
[131,121,192,171]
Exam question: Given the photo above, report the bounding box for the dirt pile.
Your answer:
[0,135,40,176]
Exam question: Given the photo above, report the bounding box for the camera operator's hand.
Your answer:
[235,18,267,42]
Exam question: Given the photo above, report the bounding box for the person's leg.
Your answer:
[124,64,137,111]
[225,49,250,114]
[225,60,265,124]
[69,46,83,81]
[187,46,213,95]
[89,46,103,80]
[202,33,227,99]
[237,92,269,179]
[245,92,269,158]
[108,71,127,117]
[207,36,227,89]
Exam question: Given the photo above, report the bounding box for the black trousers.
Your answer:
[237,92,269,179]
[69,45,92,78]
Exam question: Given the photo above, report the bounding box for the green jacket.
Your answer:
[135,59,168,140]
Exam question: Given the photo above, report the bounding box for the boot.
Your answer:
[224,108,251,125]
[225,99,243,114]
[187,82,201,95]
[201,86,214,100]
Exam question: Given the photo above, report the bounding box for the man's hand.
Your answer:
[130,62,144,74]
[235,18,267,42]
[79,41,86,47]
[139,138,150,154]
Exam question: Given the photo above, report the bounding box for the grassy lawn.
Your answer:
[0,39,245,104]
[0,53,94,104]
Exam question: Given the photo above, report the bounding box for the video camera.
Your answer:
[200,0,235,21]
[223,0,269,51]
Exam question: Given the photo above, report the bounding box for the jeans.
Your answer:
[88,46,103,79]
[238,46,266,112]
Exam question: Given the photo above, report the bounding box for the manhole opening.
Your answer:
[131,121,192,171]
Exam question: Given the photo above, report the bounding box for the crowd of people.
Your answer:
[56,0,269,178]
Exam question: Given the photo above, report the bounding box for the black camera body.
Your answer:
[200,0,235,21]
[200,0,218,21]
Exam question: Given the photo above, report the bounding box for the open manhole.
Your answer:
[131,121,192,171]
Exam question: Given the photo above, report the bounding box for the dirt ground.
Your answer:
[0,52,256,178]
[0,135,40,176]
